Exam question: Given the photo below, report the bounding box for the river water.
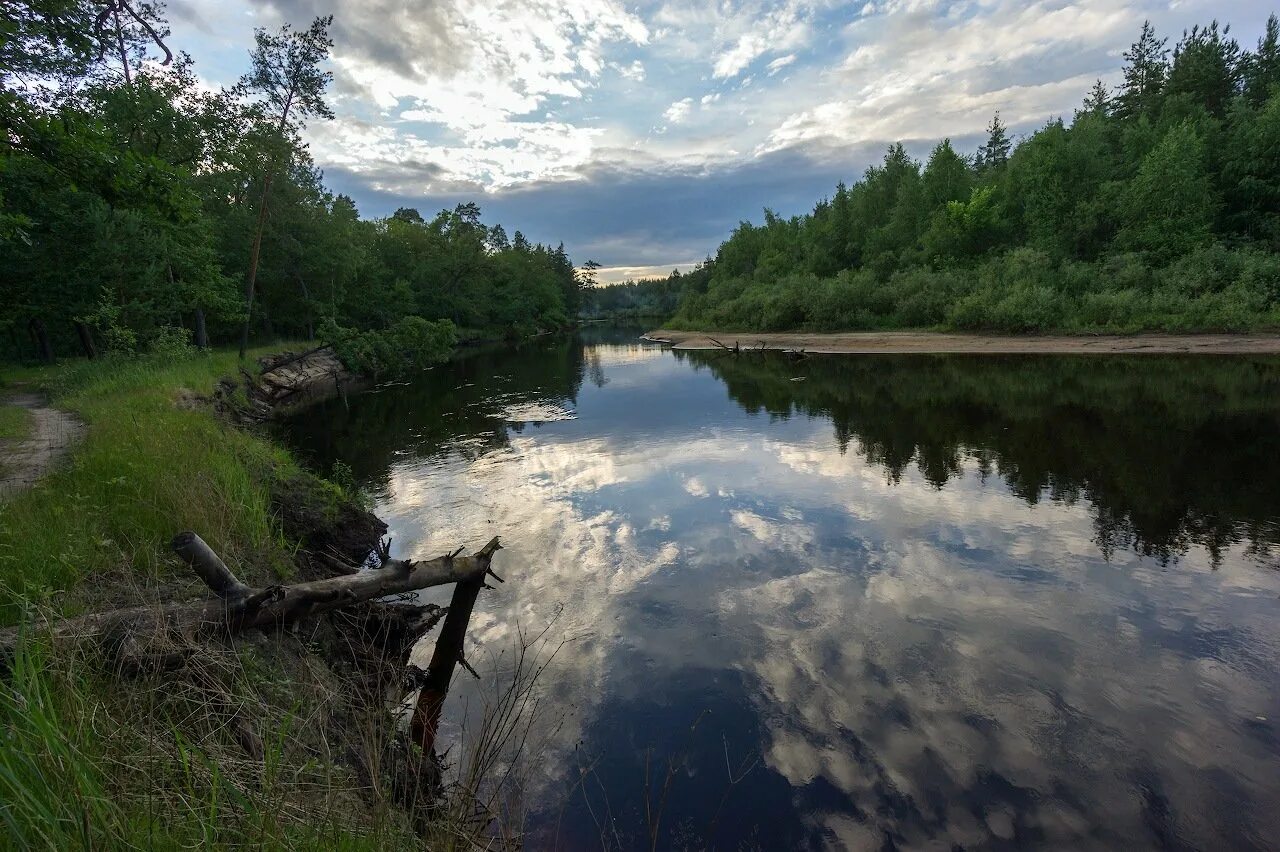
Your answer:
[282,328,1280,850]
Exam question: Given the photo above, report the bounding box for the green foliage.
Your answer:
[1117,121,1216,259]
[324,316,457,379]
[1,4,581,363]
[0,348,299,623]
[668,13,1280,334]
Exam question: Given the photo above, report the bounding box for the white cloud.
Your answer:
[766,54,797,75]
[170,0,1280,267]
[662,97,693,124]
[615,59,646,81]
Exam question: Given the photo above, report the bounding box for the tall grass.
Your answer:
[0,348,304,624]
[0,639,114,850]
[0,346,556,850]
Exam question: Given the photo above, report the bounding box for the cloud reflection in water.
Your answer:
[282,335,1280,850]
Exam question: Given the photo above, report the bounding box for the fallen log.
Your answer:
[1,533,503,663]
[409,540,504,758]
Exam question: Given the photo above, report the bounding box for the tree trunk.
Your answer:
[29,318,54,364]
[298,275,314,341]
[239,171,276,359]
[74,321,97,359]
[0,534,504,664]
[194,307,208,349]
[410,565,489,758]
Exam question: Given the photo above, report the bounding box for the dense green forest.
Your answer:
[663,16,1280,333]
[1,2,588,365]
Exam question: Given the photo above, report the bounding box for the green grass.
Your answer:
[0,347,306,624]
[0,346,543,851]
[0,404,32,442]
[0,346,432,851]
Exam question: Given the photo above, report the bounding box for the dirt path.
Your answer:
[0,392,85,501]
[643,329,1280,355]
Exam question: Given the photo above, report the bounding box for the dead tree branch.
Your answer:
[1,533,504,666]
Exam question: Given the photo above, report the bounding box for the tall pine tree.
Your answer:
[976,112,1012,173]
[1116,20,1169,119]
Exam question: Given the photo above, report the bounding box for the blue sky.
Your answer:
[167,0,1276,281]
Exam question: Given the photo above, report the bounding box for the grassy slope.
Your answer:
[0,349,420,850]
[0,349,304,622]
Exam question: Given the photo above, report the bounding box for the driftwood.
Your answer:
[1,532,503,665]
[258,341,338,377]
[409,540,504,757]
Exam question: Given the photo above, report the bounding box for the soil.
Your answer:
[270,472,388,580]
[643,329,1280,355]
[0,392,86,501]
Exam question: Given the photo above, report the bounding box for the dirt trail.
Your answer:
[644,329,1280,355]
[0,392,86,501]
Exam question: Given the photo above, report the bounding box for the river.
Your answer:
[281,327,1280,850]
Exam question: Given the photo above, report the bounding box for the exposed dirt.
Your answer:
[270,472,388,580]
[0,392,86,501]
[643,329,1280,355]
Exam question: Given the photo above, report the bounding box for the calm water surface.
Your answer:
[283,329,1280,851]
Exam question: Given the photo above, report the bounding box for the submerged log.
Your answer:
[409,538,503,758]
[1,533,503,663]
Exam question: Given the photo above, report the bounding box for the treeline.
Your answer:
[681,349,1280,562]
[580,274,685,319]
[1,3,587,365]
[668,16,1280,333]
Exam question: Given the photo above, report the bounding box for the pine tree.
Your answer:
[1246,13,1280,105]
[236,16,335,358]
[1116,20,1169,119]
[1166,20,1243,118]
[1081,79,1110,115]
[976,112,1012,173]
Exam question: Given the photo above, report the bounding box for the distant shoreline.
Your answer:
[642,329,1280,355]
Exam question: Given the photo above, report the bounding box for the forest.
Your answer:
[579,273,685,319]
[1,3,587,366]
[665,15,1280,333]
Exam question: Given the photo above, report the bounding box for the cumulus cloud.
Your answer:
[662,97,693,124]
[170,0,1279,269]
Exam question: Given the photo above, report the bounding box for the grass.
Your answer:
[0,345,550,850]
[0,403,32,442]
[0,347,305,624]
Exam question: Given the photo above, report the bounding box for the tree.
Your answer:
[1221,94,1280,243]
[921,139,972,208]
[1118,122,1216,259]
[1166,21,1243,118]
[1115,20,1169,119]
[237,15,334,358]
[0,0,96,92]
[1246,14,1280,105]
[1081,79,1110,115]
[975,112,1012,173]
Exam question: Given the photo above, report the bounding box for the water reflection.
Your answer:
[282,333,1280,850]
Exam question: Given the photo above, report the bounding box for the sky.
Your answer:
[166,0,1276,282]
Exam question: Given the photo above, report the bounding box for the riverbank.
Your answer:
[644,329,1280,354]
[0,349,492,849]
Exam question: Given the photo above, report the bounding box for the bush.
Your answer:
[326,316,457,379]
